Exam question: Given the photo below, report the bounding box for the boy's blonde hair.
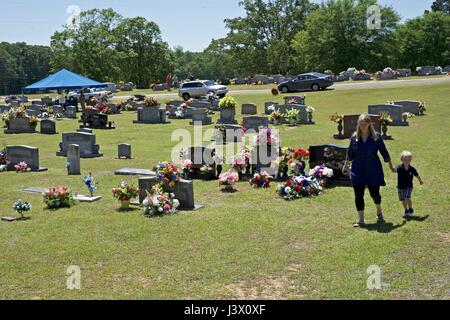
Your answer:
[401,151,412,160]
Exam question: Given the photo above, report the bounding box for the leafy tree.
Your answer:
[291,0,400,73]
[431,0,450,14]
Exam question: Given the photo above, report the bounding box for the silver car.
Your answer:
[179,80,228,100]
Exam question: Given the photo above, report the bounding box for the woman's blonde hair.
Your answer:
[353,113,378,141]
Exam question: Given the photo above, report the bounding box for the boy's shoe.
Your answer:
[409,208,414,215]
[403,209,413,218]
[376,214,385,223]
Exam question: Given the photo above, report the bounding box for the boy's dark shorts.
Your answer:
[398,188,413,201]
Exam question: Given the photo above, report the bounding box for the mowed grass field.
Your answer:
[0,82,449,299]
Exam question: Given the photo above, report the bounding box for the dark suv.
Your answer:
[278,73,334,93]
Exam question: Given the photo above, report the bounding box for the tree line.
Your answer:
[0,0,449,95]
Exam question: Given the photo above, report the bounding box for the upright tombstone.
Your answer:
[276,104,312,124]
[190,100,211,109]
[187,146,216,179]
[283,96,305,105]
[67,144,81,175]
[26,105,42,117]
[264,102,279,115]
[218,108,237,124]
[6,145,47,171]
[77,128,93,134]
[241,103,257,115]
[309,144,351,186]
[396,69,412,77]
[368,104,408,126]
[242,116,270,132]
[4,116,37,134]
[0,105,11,114]
[108,103,120,114]
[118,143,132,159]
[52,105,64,116]
[189,109,212,125]
[393,100,421,115]
[138,177,203,211]
[340,114,381,139]
[134,106,168,124]
[56,132,102,158]
[64,106,77,119]
[40,119,57,135]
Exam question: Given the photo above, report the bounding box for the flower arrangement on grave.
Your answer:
[12,199,31,220]
[180,159,193,177]
[143,96,159,107]
[112,181,139,201]
[256,127,280,146]
[249,171,272,188]
[200,165,214,176]
[116,101,126,110]
[231,157,246,178]
[14,161,30,173]
[218,170,239,191]
[306,106,315,122]
[0,164,6,172]
[288,148,309,176]
[330,112,344,135]
[29,115,38,128]
[378,111,392,138]
[154,162,180,187]
[0,149,8,166]
[267,104,276,114]
[287,98,297,105]
[83,173,96,197]
[418,101,426,115]
[284,109,300,125]
[123,104,134,111]
[175,107,185,119]
[219,96,237,109]
[43,186,75,209]
[142,185,179,216]
[269,109,283,124]
[277,175,323,200]
[271,88,279,96]
[239,146,252,174]
[275,147,294,179]
[309,165,334,187]
[402,112,415,121]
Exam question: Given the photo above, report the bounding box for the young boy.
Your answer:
[391,151,423,217]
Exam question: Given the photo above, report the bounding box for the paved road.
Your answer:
[110,76,450,100]
[2,76,449,103]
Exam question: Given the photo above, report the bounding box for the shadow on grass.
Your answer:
[364,220,406,233]
[404,214,430,222]
[115,207,140,213]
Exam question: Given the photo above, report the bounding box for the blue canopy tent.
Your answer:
[23,69,106,93]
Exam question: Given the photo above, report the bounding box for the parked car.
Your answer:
[104,82,117,93]
[67,87,113,99]
[179,80,228,100]
[277,72,334,93]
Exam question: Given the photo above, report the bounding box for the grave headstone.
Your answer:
[368,104,408,126]
[242,116,269,132]
[67,144,81,175]
[6,145,47,171]
[40,119,56,135]
[134,106,168,124]
[108,103,120,114]
[396,69,412,77]
[138,177,203,210]
[276,104,312,124]
[52,105,64,116]
[309,144,351,186]
[0,105,11,114]
[241,103,257,115]
[64,106,77,119]
[189,109,212,125]
[118,143,132,159]
[77,128,93,134]
[190,100,211,109]
[4,116,37,134]
[264,102,279,115]
[115,168,155,176]
[187,147,216,179]
[283,96,305,105]
[56,132,102,158]
[392,100,421,115]
[218,108,237,124]
[26,105,42,117]
[340,114,381,139]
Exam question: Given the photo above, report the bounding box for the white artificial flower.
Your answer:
[285,187,292,193]
[158,207,163,213]
[173,199,180,208]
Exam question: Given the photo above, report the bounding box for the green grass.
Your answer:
[0,82,449,300]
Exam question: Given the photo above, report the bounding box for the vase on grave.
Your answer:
[120,200,130,210]
[337,123,343,135]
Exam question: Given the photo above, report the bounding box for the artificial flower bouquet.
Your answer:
[277,175,323,200]
[43,186,75,209]
[378,111,393,124]
[249,171,272,188]
[309,165,334,179]
[330,112,343,124]
[218,170,239,191]
[142,185,179,216]
[13,199,31,219]
[288,148,310,176]
[143,96,159,107]
[256,127,280,145]
[14,161,30,173]
[154,162,180,187]
[270,109,283,123]
[284,109,300,124]
[219,96,237,109]
[112,181,140,201]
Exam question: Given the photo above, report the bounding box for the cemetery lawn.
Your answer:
[0,82,449,300]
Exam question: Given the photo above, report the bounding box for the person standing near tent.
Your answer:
[79,91,86,111]
[172,74,179,89]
